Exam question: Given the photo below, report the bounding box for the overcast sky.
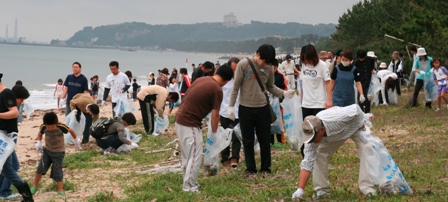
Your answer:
[0,0,361,42]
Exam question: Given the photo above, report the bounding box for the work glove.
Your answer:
[131,142,139,149]
[420,71,426,76]
[35,141,43,152]
[101,100,107,107]
[72,109,78,114]
[228,106,235,121]
[283,89,296,98]
[59,99,66,108]
[74,137,82,149]
[359,94,366,103]
[292,188,304,199]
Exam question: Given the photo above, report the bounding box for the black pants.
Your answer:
[301,107,325,157]
[239,105,271,174]
[111,102,117,118]
[395,79,401,95]
[358,83,371,113]
[82,111,92,143]
[411,79,424,106]
[271,134,282,144]
[139,99,155,134]
[96,134,124,149]
[220,116,241,163]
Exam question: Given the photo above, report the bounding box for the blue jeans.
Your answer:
[0,151,19,197]
[17,104,24,123]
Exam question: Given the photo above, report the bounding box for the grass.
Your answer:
[25,90,448,201]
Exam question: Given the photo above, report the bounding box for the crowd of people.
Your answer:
[0,42,446,201]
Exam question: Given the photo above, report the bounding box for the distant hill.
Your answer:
[57,21,336,50]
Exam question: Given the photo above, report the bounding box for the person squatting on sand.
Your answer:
[32,112,80,195]
[175,64,234,192]
[0,73,34,201]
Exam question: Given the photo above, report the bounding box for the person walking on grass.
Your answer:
[229,44,295,176]
[292,104,376,199]
[102,61,131,117]
[175,64,234,193]
[32,112,81,195]
[60,62,89,116]
[0,73,34,202]
[410,48,433,108]
[137,85,178,135]
[431,58,448,111]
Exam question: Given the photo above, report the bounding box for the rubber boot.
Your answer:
[425,101,432,109]
[15,182,34,202]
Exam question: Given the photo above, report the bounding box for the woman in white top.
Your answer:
[54,78,64,108]
[168,77,179,115]
[377,62,398,105]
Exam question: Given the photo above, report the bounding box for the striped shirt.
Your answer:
[300,104,366,171]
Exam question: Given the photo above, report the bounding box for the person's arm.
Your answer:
[267,70,286,98]
[116,123,132,145]
[0,106,19,119]
[387,61,394,72]
[155,95,166,117]
[229,62,244,106]
[37,132,43,141]
[297,143,319,189]
[356,81,364,96]
[184,75,191,87]
[210,108,219,133]
[61,86,68,99]
[83,77,89,94]
[325,80,333,108]
[122,85,131,93]
[398,61,403,72]
[69,98,77,111]
[68,128,78,140]
[103,88,110,101]
[54,85,57,96]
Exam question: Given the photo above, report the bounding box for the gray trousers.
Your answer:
[175,123,202,192]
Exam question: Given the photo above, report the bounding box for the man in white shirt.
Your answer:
[280,54,297,90]
[292,104,376,199]
[102,61,131,117]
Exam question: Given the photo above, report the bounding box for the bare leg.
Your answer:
[33,173,42,188]
[57,181,63,192]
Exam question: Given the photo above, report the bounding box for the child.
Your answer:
[132,79,140,101]
[54,79,64,108]
[168,77,178,115]
[90,76,100,100]
[31,112,81,195]
[147,72,155,86]
[432,58,448,111]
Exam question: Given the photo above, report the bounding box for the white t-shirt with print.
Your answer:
[301,60,331,108]
[104,72,131,103]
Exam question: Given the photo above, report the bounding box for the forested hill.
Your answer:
[56,21,335,48]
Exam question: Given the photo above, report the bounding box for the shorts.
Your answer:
[91,91,98,95]
[36,148,65,182]
[437,85,447,94]
[56,92,62,98]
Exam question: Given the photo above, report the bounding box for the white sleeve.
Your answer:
[387,62,394,72]
[321,62,331,81]
[398,62,403,71]
[300,143,319,171]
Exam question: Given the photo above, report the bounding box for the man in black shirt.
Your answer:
[191,61,214,83]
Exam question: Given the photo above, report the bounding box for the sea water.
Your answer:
[0,44,228,109]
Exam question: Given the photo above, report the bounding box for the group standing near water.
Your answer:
[0,42,446,201]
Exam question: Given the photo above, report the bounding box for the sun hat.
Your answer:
[416,47,427,56]
[319,51,328,59]
[367,51,376,58]
[379,62,387,69]
[302,115,322,144]
[161,68,169,75]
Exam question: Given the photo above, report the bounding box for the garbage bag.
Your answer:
[368,76,381,106]
[116,128,142,153]
[64,110,85,143]
[0,131,17,173]
[153,110,169,134]
[387,89,398,105]
[424,77,438,101]
[23,102,34,119]
[361,127,413,195]
[270,96,284,134]
[280,94,303,150]
[203,125,232,176]
[113,93,134,118]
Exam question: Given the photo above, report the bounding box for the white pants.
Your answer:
[175,123,203,192]
[313,131,376,195]
[286,74,295,90]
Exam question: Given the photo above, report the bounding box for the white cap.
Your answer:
[367,51,376,58]
[416,48,427,56]
[379,62,387,69]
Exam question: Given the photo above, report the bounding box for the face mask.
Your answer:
[341,61,350,67]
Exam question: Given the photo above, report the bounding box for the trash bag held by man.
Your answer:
[270,96,284,134]
[281,94,303,150]
[203,123,233,176]
[113,93,134,118]
[64,110,86,143]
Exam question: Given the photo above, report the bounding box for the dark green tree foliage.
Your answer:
[330,0,448,71]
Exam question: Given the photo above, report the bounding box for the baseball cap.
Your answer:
[302,115,322,143]
[286,54,292,60]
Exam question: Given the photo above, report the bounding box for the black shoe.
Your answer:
[81,139,89,144]
[15,182,34,202]
[425,102,432,109]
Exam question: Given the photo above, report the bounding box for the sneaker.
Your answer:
[0,193,21,200]
[30,187,38,195]
[312,190,331,199]
[17,122,22,126]
[230,159,238,168]
[57,191,65,195]
[436,108,441,112]
[272,142,283,148]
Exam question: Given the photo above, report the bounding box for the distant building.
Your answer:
[223,12,242,28]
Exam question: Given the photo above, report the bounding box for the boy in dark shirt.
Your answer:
[132,79,140,101]
[31,112,80,195]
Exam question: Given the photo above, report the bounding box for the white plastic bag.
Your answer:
[64,110,86,143]
[362,127,413,195]
[387,89,398,105]
[154,116,169,134]
[23,102,34,119]
[113,93,134,118]
[280,94,303,151]
[203,125,232,176]
[270,96,284,134]
[368,76,381,106]
[116,128,142,153]
[0,131,17,173]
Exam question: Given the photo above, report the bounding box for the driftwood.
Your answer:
[136,163,182,175]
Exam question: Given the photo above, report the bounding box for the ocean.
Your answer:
[0,44,230,110]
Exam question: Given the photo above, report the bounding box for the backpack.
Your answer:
[90,117,116,139]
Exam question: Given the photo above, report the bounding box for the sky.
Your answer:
[0,0,361,43]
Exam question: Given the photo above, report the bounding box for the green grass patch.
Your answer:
[87,191,117,202]
[42,179,76,192]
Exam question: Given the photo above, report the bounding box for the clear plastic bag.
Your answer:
[387,89,398,105]
[64,110,86,143]
[154,115,169,134]
[203,125,233,176]
[368,76,382,106]
[23,102,34,119]
[424,77,438,101]
[280,94,303,150]
[362,127,413,195]
[116,128,142,153]
[0,131,17,173]
[270,96,284,134]
[113,93,134,118]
